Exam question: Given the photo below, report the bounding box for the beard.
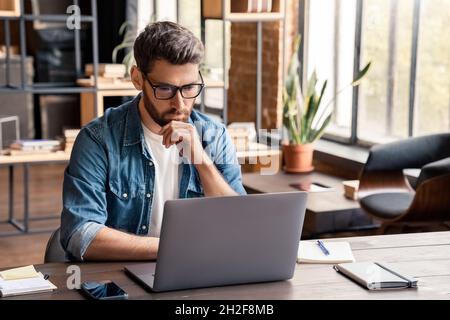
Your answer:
[142,92,191,127]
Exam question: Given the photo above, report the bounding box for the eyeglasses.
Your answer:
[141,71,205,100]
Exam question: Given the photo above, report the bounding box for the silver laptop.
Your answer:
[124,192,307,292]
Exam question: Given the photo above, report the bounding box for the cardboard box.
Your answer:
[342,180,359,200]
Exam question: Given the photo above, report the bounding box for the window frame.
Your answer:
[300,0,424,147]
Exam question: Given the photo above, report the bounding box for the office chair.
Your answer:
[44,227,68,263]
[357,133,450,233]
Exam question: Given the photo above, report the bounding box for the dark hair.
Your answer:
[133,21,204,73]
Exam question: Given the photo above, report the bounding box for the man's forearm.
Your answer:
[83,227,159,261]
[195,153,238,197]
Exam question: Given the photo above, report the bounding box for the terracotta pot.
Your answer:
[282,143,314,173]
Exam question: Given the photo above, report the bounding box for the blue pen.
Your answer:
[317,240,330,256]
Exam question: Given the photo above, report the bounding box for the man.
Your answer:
[61,21,246,261]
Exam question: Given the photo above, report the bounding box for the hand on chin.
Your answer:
[158,121,204,164]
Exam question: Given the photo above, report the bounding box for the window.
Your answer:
[358,0,413,143]
[305,0,356,140]
[414,0,450,136]
[178,0,228,71]
[136,0,177,32]
[303,0,450,145]
[177,0,201,39]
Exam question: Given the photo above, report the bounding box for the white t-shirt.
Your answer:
[142,124,180,237]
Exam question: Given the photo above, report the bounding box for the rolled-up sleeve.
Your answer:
[66,222,104,261]
[60,127,108,261]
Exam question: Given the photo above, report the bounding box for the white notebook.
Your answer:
[0,272,57,298]
[297,241,356,264]
[333,262,418,290]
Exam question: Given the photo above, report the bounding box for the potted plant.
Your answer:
[282,36,371,173]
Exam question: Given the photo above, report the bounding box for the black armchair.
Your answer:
[357,133,450,232]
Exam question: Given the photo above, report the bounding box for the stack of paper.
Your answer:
[297,241,356,264]
[63,128,81,153]
[0,265,57,298]
[85,63,126,78]
[9,139,61,156]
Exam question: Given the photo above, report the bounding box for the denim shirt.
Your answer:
[60,94,246,260]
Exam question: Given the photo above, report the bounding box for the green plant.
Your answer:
[283,36,371,145]
[112,21,137,77]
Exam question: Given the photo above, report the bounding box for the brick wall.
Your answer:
[227,0,299,130]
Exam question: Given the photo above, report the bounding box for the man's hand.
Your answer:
[159,121,210,165]
[159,120,238,197]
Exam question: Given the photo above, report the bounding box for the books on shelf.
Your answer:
[227,122,257,151]
[10,139,60,149]
[85,63,126,78]
[231,0,273,13]
[0,265,57,298]
[64,128,81,140]
[9,139,61,155]
[63,128,81,153]
[9,149,55,156]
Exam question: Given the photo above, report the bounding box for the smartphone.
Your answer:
[80,281,128,300]
[289,182,333,192]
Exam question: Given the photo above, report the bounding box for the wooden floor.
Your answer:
[0,164,65,269]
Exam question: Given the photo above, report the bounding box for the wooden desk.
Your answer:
[0,151,70,165]
[242,171,376,237]
[236,143,282,173]
[0,152,70,235]
[243,171,358,213]
[2,231,449,300]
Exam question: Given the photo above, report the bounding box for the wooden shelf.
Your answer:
[0,0,20,17]
[225,12,284,22]
[0,151,70,165]
[76,78,136,90]
[202,0,285,21]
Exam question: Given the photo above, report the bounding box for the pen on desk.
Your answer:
[317,240,330,256]
[44,274,50,280]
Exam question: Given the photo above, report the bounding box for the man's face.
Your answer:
[137,60,201,127]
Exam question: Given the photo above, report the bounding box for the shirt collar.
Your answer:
[123,93,144,147]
